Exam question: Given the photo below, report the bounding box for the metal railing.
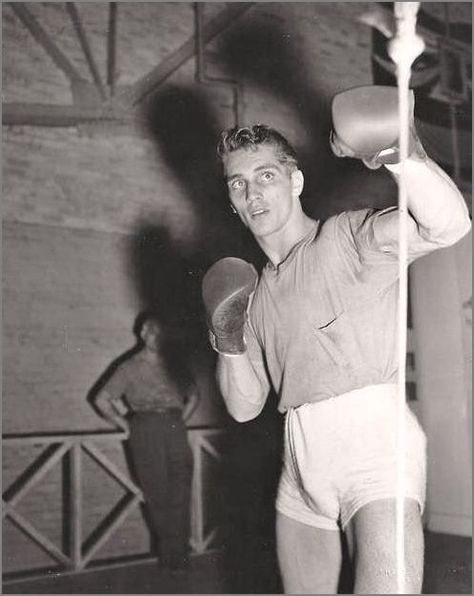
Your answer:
[3,427,225,577]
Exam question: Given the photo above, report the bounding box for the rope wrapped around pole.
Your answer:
[387,3,424,593]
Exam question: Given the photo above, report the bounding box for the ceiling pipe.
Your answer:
[107,3,118,96]
[194,3,243,127]
[121,3,253,108]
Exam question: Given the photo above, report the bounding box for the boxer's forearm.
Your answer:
[330,85,470,246]
[216,353,268,422]
[385,157,471,246]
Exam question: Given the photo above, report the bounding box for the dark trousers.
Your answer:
[128,411,193,560]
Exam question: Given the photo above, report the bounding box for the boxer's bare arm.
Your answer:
[216,352,269,422]
[202,256,268,421]
[382,157,471,246]
[330,86,471,249]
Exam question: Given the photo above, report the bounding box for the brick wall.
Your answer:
[3,1,400,572]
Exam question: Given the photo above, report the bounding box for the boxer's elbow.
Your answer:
[227,396,265,423]
[411,157,471,246]
[449,212,471,244]
[421,209,471,248]
[222,385,267,422]
[438,188,471,246]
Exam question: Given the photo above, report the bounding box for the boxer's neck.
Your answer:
[258,213,316,269]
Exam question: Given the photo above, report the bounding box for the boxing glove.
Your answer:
[202,257,258,355]
[330,85,426,169]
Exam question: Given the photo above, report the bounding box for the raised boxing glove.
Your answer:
[330,85,426,169]
[202,257,258,355]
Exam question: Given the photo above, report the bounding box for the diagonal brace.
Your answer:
[66,2,107,99]
[3,442,72,508]
[8,2,85,83]
[6,507,71,567]
[82,440,143,497]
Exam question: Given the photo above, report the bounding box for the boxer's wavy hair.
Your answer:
[217,124,299,171]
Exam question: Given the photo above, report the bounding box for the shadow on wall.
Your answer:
[143,86,259,260]
[127,224,204,344]
[132,86,263,327]
[131,86,282,591]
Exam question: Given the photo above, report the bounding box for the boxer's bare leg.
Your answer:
[345,498,424,594]
[276,512,342,594]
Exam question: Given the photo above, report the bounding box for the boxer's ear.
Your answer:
[291,169,304,198]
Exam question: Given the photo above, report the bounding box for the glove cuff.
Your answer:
[362,128,427,170]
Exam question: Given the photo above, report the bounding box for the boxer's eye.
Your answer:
[260,171,274,182]
[229,179,244,191]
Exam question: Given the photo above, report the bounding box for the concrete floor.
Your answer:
[3,531,471,594]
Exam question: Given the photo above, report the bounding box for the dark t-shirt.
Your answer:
[102,350,185,412]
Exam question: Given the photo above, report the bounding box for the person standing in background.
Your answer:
[94,311,200,572]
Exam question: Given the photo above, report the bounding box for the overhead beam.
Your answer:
[4,3,254,127]
[121,2,255,106]
[2,103,128,127]
[9,2,85,83]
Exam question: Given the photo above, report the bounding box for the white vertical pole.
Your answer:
[388,3,424,593]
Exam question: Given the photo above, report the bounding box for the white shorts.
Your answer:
[276,384,427,531]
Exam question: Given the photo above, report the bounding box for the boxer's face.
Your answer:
[223,143,303,239]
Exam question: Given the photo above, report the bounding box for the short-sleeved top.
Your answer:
[101,351,185,412]
[244,207,441,413]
